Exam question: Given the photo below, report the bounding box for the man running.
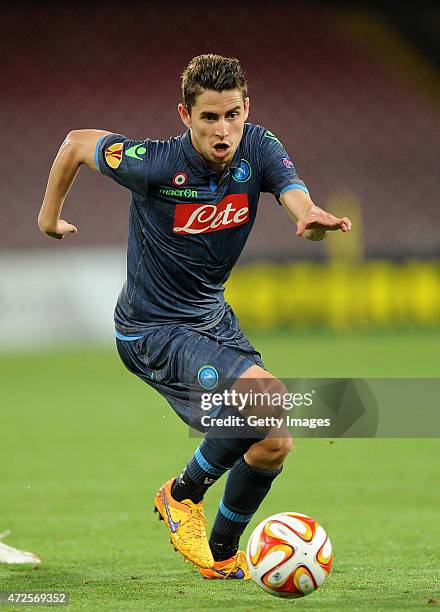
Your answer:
[38,54,351,579]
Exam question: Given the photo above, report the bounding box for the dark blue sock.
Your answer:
[209,457,283,561]
[171,436,257,504]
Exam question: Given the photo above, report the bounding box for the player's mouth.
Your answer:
[212,142,231,159]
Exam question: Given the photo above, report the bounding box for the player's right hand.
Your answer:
[40,219,78,240]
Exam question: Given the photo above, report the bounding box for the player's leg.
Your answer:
[115,325,266,569]
[115,333,219,568]
[115,309,286,573]
[155,433,261,569]
[203,365,292,578]
[154,308,290,577]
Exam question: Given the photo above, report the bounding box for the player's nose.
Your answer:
[215,119,228,138]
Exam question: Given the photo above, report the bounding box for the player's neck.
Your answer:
[207,161,227,176]
[190,133,228,175]
[198,150,227,175]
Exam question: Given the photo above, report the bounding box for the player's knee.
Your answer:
[263,435,293,462]
[281,435,294,456]
[246,434,293,469]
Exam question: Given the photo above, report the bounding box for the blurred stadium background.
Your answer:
[1,0,439,346]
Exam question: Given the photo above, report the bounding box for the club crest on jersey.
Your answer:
[104,143,123,169]
[232,159,251,182]
[172,172,188,187]
[173,194,249,235]
[197,365,218,390]
[283,157,294,169]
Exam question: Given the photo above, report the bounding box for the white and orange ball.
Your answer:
[246,512,332,599]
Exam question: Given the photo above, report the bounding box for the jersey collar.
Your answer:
[181,130,241,177]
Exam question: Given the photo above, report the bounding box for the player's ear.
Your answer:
[178,103,191,128]
[243,97,250,121]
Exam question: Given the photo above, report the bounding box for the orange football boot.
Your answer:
[199,550,251,579]
[154,478,214,568]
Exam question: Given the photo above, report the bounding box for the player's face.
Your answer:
[178,89,250,172]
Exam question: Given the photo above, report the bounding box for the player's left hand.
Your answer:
[296,210,352,241]
[41,219,78,240]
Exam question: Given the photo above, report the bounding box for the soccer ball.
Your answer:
[246,512,332,598]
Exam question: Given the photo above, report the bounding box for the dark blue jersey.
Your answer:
[95,123,308,334]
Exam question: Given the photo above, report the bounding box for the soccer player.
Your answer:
[38,55,351,579]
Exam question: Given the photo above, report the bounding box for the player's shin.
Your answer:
[171,435,259,503]
[209,457,283,561]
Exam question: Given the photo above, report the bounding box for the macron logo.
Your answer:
[173,194,249,235]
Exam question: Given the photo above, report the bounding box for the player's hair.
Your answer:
[181,54,247,113]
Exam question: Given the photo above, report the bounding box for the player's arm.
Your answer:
[280,188,352,241]
[38,129,110,239]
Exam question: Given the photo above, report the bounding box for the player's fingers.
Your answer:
[296,220,306,236]
[60,223,78,235]
[58,219,77,234]
[325,216,352,232]
[334,217,351,232]
[318,215,340,231]
[340,217,352,231]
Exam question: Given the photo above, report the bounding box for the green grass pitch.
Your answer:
[1,330,439,610]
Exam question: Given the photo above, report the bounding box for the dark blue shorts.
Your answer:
[115,305,264,432]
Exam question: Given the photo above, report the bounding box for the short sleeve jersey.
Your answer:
[95,123,308,334]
